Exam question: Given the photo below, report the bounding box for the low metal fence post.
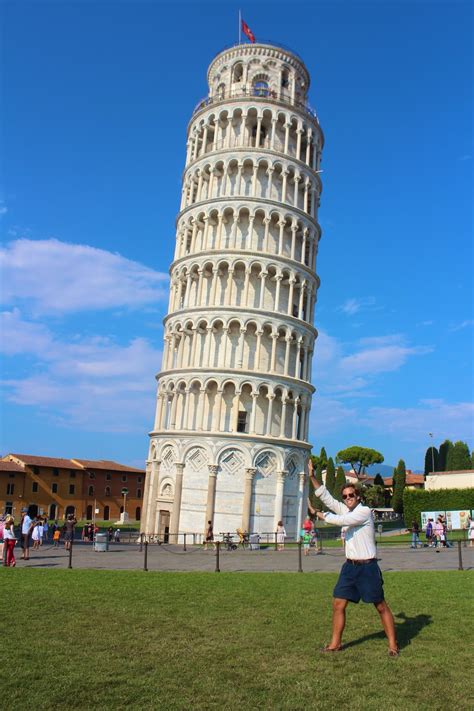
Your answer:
[144,541,148,571]
[457,540,463,571]
[139,533,143,552]
[215,540,220,573]
[68,537,73,569]
[274,531,278,551]
[183,533,187,552]
[298,539,303,573]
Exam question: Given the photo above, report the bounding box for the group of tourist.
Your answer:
[0,509,78,566]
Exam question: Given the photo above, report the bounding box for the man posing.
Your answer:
[310,469,399,656]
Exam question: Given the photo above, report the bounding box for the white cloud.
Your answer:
[338,296,376,316]
[449,319,474,332]
[0,238,169,315]
[362,400,474,443]
[1,310,162,432]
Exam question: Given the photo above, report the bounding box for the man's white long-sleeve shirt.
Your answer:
[315,484,376,560]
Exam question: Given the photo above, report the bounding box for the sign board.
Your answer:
[121,488,129,495]
[420,511,446,531]
[95,508,100,514]
[377,524,383,534]
[445,510,470,531]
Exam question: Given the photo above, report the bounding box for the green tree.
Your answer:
[446,441,472,471]
[318,447,328,470]
[364,485,385,508]
[334,466,347,500]
[471,451,474,468]
[336,446,384,479]
[374,473,385,487]
[391,459,406,514]
[325,457,336,495]
[424,446,439,476]
[438,440,453,471]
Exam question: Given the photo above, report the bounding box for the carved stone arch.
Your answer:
[203,375,220,389]
[243,316,259,330]
[217,108,230,122]
[248,257,264,271]
[240,378,256,393]
[160,444,178,472]
[285,451,304,479]
[149,441,158,461]
[217,446,247,476]
[210,316,225,330]
[183,444,210,473]
[254,449,280,478]
[159,477,174,500]
[221,376,239,391]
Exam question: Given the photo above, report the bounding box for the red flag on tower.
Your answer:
[242,19,256,43]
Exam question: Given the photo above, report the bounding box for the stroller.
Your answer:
[222,532,238,551]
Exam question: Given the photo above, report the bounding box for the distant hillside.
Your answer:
[342,463,395,478]
[343,463,423,478]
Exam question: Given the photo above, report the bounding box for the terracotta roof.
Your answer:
[3,454,144,474]
[5,454,83,470]
[0,460,25,473]
[71,459,144,474]
[385,473,425,487]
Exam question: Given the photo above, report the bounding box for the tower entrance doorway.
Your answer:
[158,510,170,543]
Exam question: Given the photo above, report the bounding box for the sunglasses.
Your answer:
[342,493,357,500]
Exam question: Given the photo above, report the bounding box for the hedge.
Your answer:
[403,488,474,527]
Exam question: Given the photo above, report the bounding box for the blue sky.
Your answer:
[1,0,472,471]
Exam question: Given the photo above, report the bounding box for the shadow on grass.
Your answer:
[343,612,433,651]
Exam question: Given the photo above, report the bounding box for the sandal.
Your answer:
[388,647,400,657]
[320,644,343,653]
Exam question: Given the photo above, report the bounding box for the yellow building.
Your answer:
[1,454,145,521]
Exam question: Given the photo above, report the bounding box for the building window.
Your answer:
[53,468,59,476]
[88,485,94,496]
[105,486,111,497]
[69,484,75,495]
[237,411,248,433]
[137,476,142,483]
[104,505,110,521]
[9,472,15,478]
[253,80,269,97]
[89,472,96,480]
[6,483,14,495]
[52,483,58,494]
[137,489,142,498]
[70,471,76,478]
[32,482,38,493]
[106,473,112,481]
[5,502,13,515]
[135,506,141,521]
[121,475,127,483]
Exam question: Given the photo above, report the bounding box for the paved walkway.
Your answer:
[7,541,473,573]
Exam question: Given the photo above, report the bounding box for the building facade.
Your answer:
[425,470,474,491]
[142,42,324,538]
[1,454,145,521]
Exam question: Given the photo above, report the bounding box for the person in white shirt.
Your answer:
[310,469,399,657]
[20,509,33,560]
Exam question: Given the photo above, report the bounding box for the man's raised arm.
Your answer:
[309,462,347,516]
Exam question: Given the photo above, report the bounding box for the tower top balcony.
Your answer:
[198,42,316,122]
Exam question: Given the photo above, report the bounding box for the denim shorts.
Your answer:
[333,560,384,604]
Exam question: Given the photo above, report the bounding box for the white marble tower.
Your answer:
[142,41,324,539]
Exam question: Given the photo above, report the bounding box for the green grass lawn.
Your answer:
[2,569,472,710]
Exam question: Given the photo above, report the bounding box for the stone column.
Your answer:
[205,465,218,528]
[242,468,256,533]
[274,275,282,312]
[266,394,275,436]
[169,462,184,538]
[273,470,287,529]
[280,397,288,438]
[141,459,153,534]
[249,392,258,434]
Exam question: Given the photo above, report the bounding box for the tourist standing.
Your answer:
[64,514,77,550]
[20,508,33,560]
[425,518,434,547]
[3,515,17,567]
[276,521,286,551]
[309,466,399,656]
[0,515,5,565]
[410,521,421,549]
[204,520,214,550]
[433,518,444,551]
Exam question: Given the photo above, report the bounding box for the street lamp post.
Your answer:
[121,487,128,520]
[429,433,435,474]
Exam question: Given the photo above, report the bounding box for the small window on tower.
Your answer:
[253,81,269,98]
[237,411,247,433]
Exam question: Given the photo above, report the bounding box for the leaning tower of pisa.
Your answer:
[142,41,324,539]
